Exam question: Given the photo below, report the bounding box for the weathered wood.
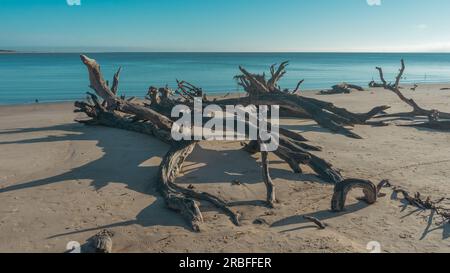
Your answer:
[75,55,383,232]
[78,55,242,231]
[331,179,377,211]
[301,96,390,125]
[303,216,326,229]
[234,65,389,138]
[392,187,450,223]
[158,141,203,231]
[369,80,384,88]
[75,96,173,144]
[81,55,174,130]
[243,139,343,184]
[319,83,365,95]
[111,67,122,95]
[261,150,276,207]
[292,79,305,93]
[376,60,450,120]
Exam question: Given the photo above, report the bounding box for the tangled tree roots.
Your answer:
[75,55,388,231]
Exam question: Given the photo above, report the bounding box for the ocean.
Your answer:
[1,52,450,104]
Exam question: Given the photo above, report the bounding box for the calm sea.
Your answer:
[1,52,450,104]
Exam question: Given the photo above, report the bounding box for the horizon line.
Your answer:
[4,50,450,54]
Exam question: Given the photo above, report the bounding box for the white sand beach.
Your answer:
[1,85,450,253]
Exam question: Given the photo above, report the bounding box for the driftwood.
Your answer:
[319,83,365,95]
[374,60,450,130]
[410,84,419,91]
[393,187,450,224]
[331,179,378,212]
[78,55,240,231]
[292,79,305,94]
[303,216,326,229]
[369,80,384,88]
[75,56,383,231]
[261,150,276,207]
[233,62,389,139]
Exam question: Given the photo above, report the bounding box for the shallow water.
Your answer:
[1,52,450,104]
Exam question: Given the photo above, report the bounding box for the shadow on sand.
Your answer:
[0,123,331,237]
[271,201,369,233]
[0,123,193,233]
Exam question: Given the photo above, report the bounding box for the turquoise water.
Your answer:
[1,53,450,104]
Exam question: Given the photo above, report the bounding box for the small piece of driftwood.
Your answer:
[303,216,326,229]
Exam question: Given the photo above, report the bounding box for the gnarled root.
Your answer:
[331,179,377,212]
[158,142,202,231]
[76,56,242,231]
[75,93,173,143]
[158,141,240,232]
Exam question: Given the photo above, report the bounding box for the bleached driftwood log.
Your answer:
[75,55,382,230]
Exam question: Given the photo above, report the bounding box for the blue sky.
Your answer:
[1,0,450,52]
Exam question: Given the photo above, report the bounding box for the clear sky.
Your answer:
[1,0,450,52]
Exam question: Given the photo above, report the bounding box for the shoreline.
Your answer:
[2,82,450,107]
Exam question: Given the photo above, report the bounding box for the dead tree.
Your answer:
[232,62,389,139]
[392,187,450,224]
[374,60,450,130]
[319,83,365,95]
[75,55,381,231]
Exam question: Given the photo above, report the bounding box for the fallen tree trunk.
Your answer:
[319,83,365,95]
[78,55,244,231]
[374,60,450,129]
[75,55,381,231]
[235,64,389,139]
[369,80,384,88]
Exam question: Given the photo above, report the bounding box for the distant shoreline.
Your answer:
[0,50,16,54]
[4,51,450,55]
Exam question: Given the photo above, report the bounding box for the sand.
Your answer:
[1,85,450,253]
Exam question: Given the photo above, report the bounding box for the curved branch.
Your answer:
[292,79,305,93]
[111,67,122,95]
[376,59,450,120]
[331,179,377,212]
